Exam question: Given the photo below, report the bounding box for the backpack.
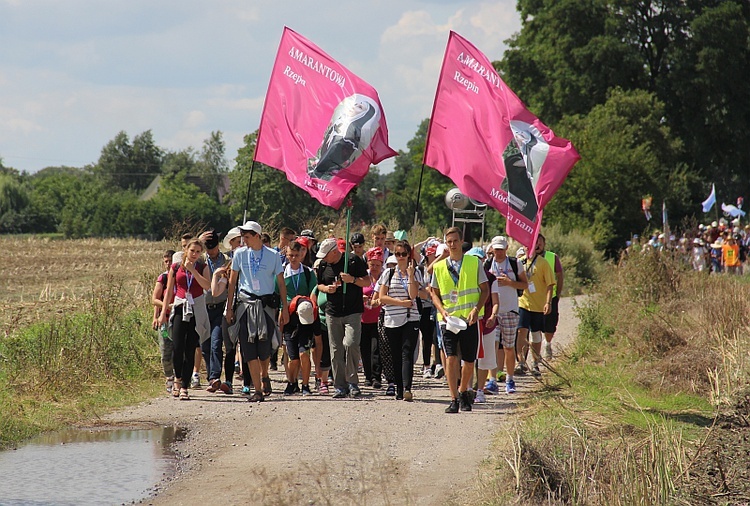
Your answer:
[484,257,523,296]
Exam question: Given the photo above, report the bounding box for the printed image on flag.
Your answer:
[255,27,397,209]
[424,31,579,249]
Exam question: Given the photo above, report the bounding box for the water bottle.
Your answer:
[160,323,170,341]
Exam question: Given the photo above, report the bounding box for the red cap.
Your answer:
[295,236,311,249]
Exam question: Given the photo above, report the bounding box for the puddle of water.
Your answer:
[0,425,185,506]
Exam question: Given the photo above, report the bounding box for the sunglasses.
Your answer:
[394,251,409,258]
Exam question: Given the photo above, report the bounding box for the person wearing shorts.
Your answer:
[537,234,563,359]
[430,227,489,413]
[485,236,528,394]
[225,220,289,403]
[282,296,320,396]
[516,239,555,378]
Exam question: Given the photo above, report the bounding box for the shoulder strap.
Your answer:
[303,265,312,287]
[387,267,396,286]
[508,256,519,277]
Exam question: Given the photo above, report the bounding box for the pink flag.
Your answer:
[255,27,397,209]
[424,31,580,249]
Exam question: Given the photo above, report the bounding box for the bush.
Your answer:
[541,223,606,294]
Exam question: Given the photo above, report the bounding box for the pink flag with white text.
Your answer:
[255,27,397,209]
[424,31,580,249]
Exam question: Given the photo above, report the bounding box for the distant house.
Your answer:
[140,174,231,202]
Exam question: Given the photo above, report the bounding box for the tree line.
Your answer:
[2,0,747,253]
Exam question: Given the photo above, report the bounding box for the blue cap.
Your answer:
[466,246,485,258]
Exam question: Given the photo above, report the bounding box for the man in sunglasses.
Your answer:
[226,221,289,403]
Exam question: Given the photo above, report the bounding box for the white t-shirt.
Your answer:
[488,257,524,313]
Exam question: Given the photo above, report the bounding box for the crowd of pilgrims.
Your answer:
[151,221,564,413]
[623,217,749,275]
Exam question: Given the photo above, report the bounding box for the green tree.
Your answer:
[94,130,163,191]
[545,88,685,253]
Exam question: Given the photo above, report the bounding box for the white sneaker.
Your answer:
[422,368,433,379]
[190,373,201,389]
[474,390,486,403]
[434,364,445,379]
[544,342,553,360]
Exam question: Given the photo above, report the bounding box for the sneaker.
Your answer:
[349,384,362,398]
[242,385,251,395]
[422,368,433,379]
[219,382,233,395]
[531,364,541,377]
[505,378,516,394]
[262,377,273,396]
[403,390,413,402]
[284,382,297,395]
[459,391,473,412]
[190,373,201,389]
[544,342,553,360]
[474,390,486,403]
[484,379,499,394]
[385,384,396,396]
[165,376,174,394]
[319,383,329,395]
[434,364,445,379]
[332,388,348,399]
[293,382,301,394]
[372,380,382,389]
[301,384,312,396]
[514,362,528,376]
[445,398,460,413]
[206,379,221,392]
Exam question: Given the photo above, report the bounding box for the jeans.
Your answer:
[201,304,225,381]
[326,313,362,390]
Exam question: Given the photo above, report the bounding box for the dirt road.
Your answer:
[109,297,581,505]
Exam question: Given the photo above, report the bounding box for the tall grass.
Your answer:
[0,275,159,447]
[476,251,750,505]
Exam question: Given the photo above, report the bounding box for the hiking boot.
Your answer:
[301,384,312,396]
[474,390,486,403]
[505,378,516,394]
[445,398,460,413]
[459,391,473,412]
[349,384,362,398]
[434,364,445,379]
[284,382,297,395]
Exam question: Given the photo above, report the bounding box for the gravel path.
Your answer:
[108,297,582,505]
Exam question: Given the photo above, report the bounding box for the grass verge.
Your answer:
[471,251,750,505]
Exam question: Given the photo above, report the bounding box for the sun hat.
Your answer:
[385,231,396,242]
[222,227,242,250]
[238,221,262,234]
[297,300,315,325]
[445,316,468,334]
[394,230,408,241]
[435,243,449,257]
[316,238,338,259]
[385,254,398,266]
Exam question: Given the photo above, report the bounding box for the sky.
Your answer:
[0,0,521,174]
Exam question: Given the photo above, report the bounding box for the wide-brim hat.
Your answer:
[223,227,242,249]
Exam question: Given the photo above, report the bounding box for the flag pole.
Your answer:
[343,195,352,294]
[413,163,426,227]
[242,159,258,223]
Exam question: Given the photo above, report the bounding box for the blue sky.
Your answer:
[0,0,521,174]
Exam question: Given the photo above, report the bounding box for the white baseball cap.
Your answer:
[297,300,315,325]
[491,236,508,249]
[238,221,262,235]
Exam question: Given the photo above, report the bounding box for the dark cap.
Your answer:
[350,232,365,245]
